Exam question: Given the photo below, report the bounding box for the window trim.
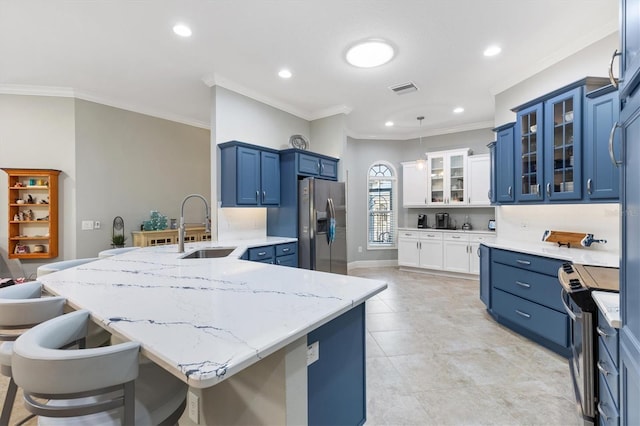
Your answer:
[366,161,397,250]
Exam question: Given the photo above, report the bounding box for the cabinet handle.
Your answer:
[427,234,435,238]
[276,259,281,265]
[317,162,320,171]
[609,122,622,168]
[515,281,531,288]
[419,242,422,249]
[321,163,325,174]
[258,251,267,256]
[515,309,531,319]
[487,190,491,200]
[596,326,615,338]
[256,190,259,202]
[516,259,531,265]
[598,402,611,422]
[477,247,480,257]
[452,235,461,239]
[425,197,427,204]
[587,178,592,195]
[262,191,266,202]
[609,49,621,88]
[546,183,551,197]
[508,186,512,197]
[536,184,541,195]
[468,197,471,203]
[597,360,611,376]
[416,242,419,250]
[282,248,290,253]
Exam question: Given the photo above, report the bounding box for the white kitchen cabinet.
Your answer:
[443,233,471,273]
[427,149,470,206]
[467,154,491,206]
[402,161,429,207]
[469,234,496,274]
[397,230,443,270]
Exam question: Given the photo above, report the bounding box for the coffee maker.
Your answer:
[435,213,450,229]
[417,214,426,228]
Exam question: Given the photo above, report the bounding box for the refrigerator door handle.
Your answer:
[327,198,336,245]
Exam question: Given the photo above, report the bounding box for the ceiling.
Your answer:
[0,1,618,140]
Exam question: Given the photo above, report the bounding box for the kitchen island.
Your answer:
[37,239,387,425]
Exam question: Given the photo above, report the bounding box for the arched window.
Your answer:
[367,161,397,249]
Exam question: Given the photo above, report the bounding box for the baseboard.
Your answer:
[397,266,479,281]
[347,260,398,272]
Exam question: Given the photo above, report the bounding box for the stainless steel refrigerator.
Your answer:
[298,177,347,275]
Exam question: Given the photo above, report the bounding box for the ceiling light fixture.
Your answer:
[385,121,394,127]
[346,39,395,68]
[453,107,465,114]
[483,45,501,57]
[416,116,426,170]
[278,69,292,79]
[173,23,192,37]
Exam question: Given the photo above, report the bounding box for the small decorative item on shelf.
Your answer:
[27,194,34,204]
[143,210,169,231]
[25,209,34,221]
[112,216,126,248]
[14,245,29,254]
[16,199,25,204]
[38,196,49,204]
[33,244,46,253]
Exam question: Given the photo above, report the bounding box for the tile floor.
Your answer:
[351,267,581,426]
[0,267,581,425]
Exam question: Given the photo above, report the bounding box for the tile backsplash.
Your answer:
[217,208,267,241]
[497,203,620,254]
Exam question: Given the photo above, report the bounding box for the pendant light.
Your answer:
[415,116,426,170]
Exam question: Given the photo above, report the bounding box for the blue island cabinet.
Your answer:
[307,303,366,426]
[219,141,280,207]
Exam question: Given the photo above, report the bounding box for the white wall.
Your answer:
[0,95,77,277]
[74,99,210,257]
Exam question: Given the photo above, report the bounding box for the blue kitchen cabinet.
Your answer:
[515,103,544,202]
[492,123,515,203]
[486,247,569,357]
[479,244,491,308]
[584,86,621,201]
[296,151,339,180]
[619,75,640,426]
[544,87,582,201]
[243,242,298,267]
[597,310,620,425]
[619,0,640,102]
[219,141,280,207]
[308,303,365,426]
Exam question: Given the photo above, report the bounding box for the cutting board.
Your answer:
[542,230,606,248]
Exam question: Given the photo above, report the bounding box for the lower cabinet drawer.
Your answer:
[598,337,620,405]
[598,311,619,367]
[492,248,564,276]
[492,262,564,312]
[492,289,569,347]
[248,245,275,261]
[598,368,620,426]
[276,242,297,257]
[275,253,297,267]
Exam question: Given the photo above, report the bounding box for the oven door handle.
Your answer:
[560,289,579,321]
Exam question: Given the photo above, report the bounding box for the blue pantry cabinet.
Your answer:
[619,1,640,424]
[219,141,280,207]
[491,122,515,203]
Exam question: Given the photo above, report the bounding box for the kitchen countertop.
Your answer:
[592,291,621,328]
[37,238,387,389]
[483,238,619,267]
[398,227,496,235]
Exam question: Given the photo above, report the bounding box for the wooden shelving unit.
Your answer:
[3,168,61,259]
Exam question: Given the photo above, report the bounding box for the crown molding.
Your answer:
[0,84,210,129]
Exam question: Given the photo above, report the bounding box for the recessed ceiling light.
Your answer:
[453,107,464,114]
[346,39,395,68]
[173,23,192,37]
[483,45,501,57]
[385,121,394,127]
[278,69,292,79]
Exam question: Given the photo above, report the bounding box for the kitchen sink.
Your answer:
[181,247,236,259]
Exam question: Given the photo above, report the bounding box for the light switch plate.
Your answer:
[81,220,94,230]
[307,341,319,366]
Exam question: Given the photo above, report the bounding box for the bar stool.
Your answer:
[36,257,99,278]
[35,257,110,348]
[98,247,139,259]
[12,310,188,425]
[0,282,66,426]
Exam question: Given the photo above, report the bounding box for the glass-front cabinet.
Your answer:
[544,87,582,201]
[427,149,469,206]
[515,103,543,201]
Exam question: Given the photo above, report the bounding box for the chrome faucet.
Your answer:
[179,194,211,253]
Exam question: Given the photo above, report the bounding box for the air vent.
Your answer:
[389,81,419,95]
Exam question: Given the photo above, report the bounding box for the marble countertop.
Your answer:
[398,227,496,235]
[592,291,621,328]
[482,239,619,267]
[37,238,387,388]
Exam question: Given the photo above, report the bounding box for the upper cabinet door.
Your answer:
[584,89,621,200]
[515,103,544,201]
[402,162,428,207]
[319,158,338,179]
[544,87,582,201]
[260,151,280,205]
[620,0,640,101]
[495,124,515,203]
[236,146,261,205]
[428,153,446,205]
[447,152,467,205]
[467,154,491,206]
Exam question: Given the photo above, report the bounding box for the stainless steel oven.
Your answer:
[558,263,619,425]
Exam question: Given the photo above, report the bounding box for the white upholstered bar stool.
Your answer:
[0,282,66,426]
[12,310,188,426]
[98,247,139,259]
[35,257,111,348]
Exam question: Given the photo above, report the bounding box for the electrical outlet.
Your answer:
[81,220,94,230]
[94,221,101,229]
[188,390,199,423]
[358,246,362,253]
[307,341,319,366]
